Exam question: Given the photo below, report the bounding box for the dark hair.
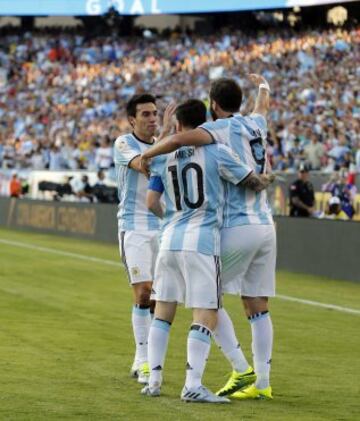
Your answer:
[175,99,207,129]
[209,78,242,113]
[126,94,156,118]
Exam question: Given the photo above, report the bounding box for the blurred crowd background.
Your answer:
[0,2,359,220]
[0,25,359,173]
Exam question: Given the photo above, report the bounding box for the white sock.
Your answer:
[185,324,212,389]
[148,318,171,388]
[132,305,151,365]
[213,308,249,373]
[249,311,273,389]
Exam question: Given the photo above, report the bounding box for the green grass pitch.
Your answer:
[0,227,359,420]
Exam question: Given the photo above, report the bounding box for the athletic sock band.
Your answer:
[133,305,150,316]
[189,324,212,344]
[152,318,171,331]
[248,311,269,323]
[135,304,150,309]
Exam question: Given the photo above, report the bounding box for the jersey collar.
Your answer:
[132,132,155,145]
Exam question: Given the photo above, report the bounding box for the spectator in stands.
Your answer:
[324,196,349,221]
[289,163,315,217]
[327,134,351,170]
[20,176,29,197]
[287,137,304,172]
[92,170,117,203]
[95,137,113,170]
[30,146,46,170]
[49,145,63,170]
[9,172,22,198]
[303,134,325,170]
[355,141,360,173]
[2,139,15,169]
[79,175,94,202]
[322,171,357,219]
[70,175,93,202]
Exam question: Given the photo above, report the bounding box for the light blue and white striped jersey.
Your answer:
[200,113,273,227]
[114,133,161,232]
[150,143,252,256]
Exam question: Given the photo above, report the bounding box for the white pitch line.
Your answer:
[276,294,360,315]
[1,237,360,316]
[0,238,122,268]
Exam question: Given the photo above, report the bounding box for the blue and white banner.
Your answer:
[0,0,356,16]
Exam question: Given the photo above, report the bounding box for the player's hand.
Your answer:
[160,102,177,138]
[266,173,276,184]
[140,154,151,177]
[248,73,268,87]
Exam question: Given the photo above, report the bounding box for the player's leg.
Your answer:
[232,296,273,400]
[131,281,152,382]
[214,308,249,373]
[142,250,182,396]
[142,301,177,396]
[181,253,229,403]
[213,307,256,396]
[149,232,160,319]
[232,225,276,400]
[214,227,256,396]
[184,307,217,389]
[119,231,156,382]
[244,297,273,389]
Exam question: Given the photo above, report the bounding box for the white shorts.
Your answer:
[119,230,159,285]
[152,250,222,309]
[221,224,276,297]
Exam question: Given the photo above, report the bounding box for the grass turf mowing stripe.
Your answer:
[1,237,359,316]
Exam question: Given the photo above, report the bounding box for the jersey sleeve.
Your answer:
[249,113,268,133]
[199,119,230,145]
[113,135,141,167]
[217,144,253,185]
[149,155,166,177]
[148,176,164,194]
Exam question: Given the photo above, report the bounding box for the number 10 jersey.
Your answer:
[149,143,252,256]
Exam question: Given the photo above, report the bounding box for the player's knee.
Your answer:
[242,296,269,316]
[136,287,152,307]
[193,308,218,331]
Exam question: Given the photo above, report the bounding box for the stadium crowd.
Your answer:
[0,26,359,173]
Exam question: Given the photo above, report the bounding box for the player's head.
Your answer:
[328,196,341,215]
[298,162,310,180]
[175,99,207,132]
[209,78,242,120]
[126,94,158,138]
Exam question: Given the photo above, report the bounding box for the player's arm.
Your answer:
[141,128,212,171]
[128,155,149,176]
[241,173,275,192]
[218,144,275,192]
[248,73,270,117]
[146,176,165,218]
[146,190,164,218]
